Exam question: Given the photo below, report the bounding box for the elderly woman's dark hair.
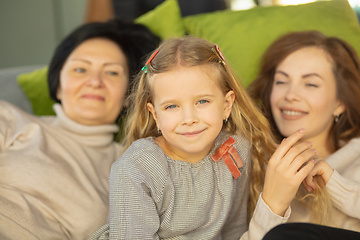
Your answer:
[48,18,160,107]
[248,30,360,152]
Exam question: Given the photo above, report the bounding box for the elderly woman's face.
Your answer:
[57,37,129,125]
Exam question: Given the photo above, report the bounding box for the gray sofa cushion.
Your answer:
[0,65,44,114]
[0,65,44,113]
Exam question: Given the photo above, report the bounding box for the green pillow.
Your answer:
[17,67,56,116]
[135,0,185,39]
[183,0,360,88]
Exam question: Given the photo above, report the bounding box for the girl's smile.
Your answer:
[178,129,206,137]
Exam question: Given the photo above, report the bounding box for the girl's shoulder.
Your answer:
[231,134,251,150]
[124,137,162,156]
[115,137,169,175]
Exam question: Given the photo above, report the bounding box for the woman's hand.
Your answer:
[262,129,316,216]
[303,160,334,192]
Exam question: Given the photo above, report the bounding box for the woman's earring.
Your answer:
[224,117,228,124]
[334,114,340,123]
[156,126,160,134]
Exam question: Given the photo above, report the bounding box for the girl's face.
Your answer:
[147,66,235,163]
[57,38,129,125]
[270,47,345,155]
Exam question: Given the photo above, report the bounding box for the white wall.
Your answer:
[0,0,87,69]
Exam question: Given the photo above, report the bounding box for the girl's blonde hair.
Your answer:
[122,36,276,222]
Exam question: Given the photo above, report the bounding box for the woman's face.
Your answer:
[57,38,129,125]
[270,47,345,148]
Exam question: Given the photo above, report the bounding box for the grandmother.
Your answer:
[0,19,159,240]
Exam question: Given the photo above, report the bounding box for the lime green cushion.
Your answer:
[17,67,56,116]
[183,0,360,88]
[135,0,185,39]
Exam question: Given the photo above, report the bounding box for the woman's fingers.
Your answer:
[270,128,306,164]
[303,160,334,191]
[288,146,316,175]
[297,159,316,191]
[303,174,317,192]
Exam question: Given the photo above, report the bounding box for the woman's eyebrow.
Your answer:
[302,73,324,80]
[70,58,124,67]
[104,62,124,67]
[70,58,91,64]
[275,70,288,77]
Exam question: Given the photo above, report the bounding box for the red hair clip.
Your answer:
[142,49,159,73]
[212,44,226,65]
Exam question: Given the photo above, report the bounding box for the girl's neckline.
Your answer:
[148,132,231,168]
[148,137,213,168]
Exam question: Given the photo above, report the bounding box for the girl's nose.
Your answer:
[181,106,199,125]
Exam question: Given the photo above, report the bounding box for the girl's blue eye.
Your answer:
[165,105,177,110]
[198,99,208,104]
[75,68,86,73]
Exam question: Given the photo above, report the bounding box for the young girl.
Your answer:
[90,36,316,239]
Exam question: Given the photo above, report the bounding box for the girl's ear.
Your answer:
[147,102,158,123]
[224,90,235,118]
